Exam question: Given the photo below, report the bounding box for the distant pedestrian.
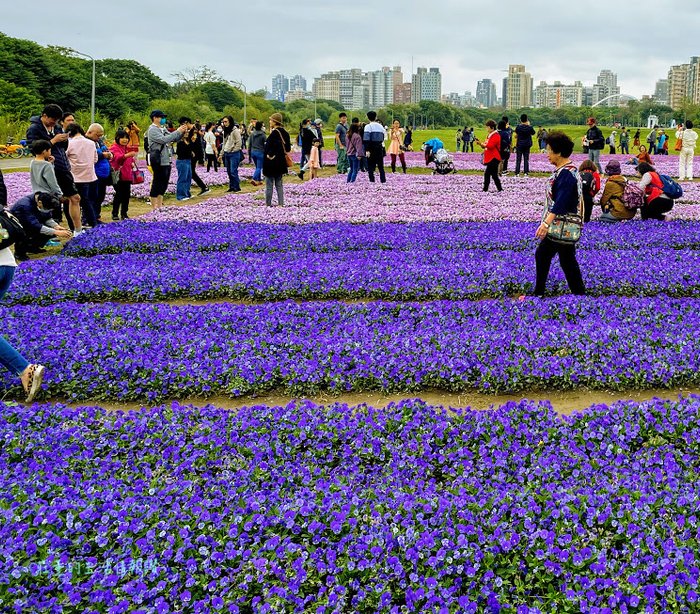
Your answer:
[66,123,99,228]
[221,116,243,192]
[514,114,535,176]
[362,111,387,184]
[474,119,502,192]
[497,119,512,176]
[345,122,364,183]
[678,120,698,181]
[619,127,629,155]
[608,130,617,154]
[335,113,349,174]
[313,119,325,167]
[461,126,469,152]
[298,119,315,180]
[126,121,140,148]
[262,113,291,206]
[404,126,413,151]
[204,123,219,172]
[646,126,658,154]
[582,117,604,173]
[632,129,641,151]
[578,159,600,223]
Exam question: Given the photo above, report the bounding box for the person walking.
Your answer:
[388,119,407,173]
[513,114,535,177]
[619,127,629,155]
[461,126,469,152]
[632,128,641,151]
[362,111,387,184]
[529,130,586,297]
[345,122,364,183]
[248,121,266,186]
[109,129,137,220]
[262,113,291,206]
[646,126,658,154]
[146,109,186,210]
[335,113,349,174]
[474,120,502,192]
[298,119,315,180]
[678,120,698,181]
[608,130,617,154]
[174,120,195,202]
[221,116,243,192]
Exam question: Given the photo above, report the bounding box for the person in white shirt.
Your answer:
[204,123,219,172]
[678,120,698,181]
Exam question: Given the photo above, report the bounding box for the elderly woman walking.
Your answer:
[263,113,291,206]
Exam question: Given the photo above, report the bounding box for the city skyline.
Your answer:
[4,0,699,103]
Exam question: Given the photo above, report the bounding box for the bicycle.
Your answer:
[0,139,24,158]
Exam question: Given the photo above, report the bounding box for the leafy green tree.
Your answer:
[0,79,41,118]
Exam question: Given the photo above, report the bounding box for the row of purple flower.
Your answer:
[0,297,698,400]
[2,397,699,612]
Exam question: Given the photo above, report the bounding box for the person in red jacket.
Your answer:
[475,119,502,192]
[636,162,673,221]
[109,129,138,220]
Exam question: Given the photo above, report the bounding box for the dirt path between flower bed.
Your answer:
[73,387,700,416]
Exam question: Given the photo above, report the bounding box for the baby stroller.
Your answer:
[430,148,456,175]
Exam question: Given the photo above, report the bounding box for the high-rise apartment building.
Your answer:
[394,82,412,104]
[289,75,307,92]
[338,69,365,109]
[271,74,289,102]
[687,57,700,105]
[667,63,690,109]
[312,71,341,103]
[368,66,396,108]
[505,65,533,109]
[476,79,497,108]
[592,69,620,106]
[653,79,669,106]
[534,80,583,108]
[411,67,442,103]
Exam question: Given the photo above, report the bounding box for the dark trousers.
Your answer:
[390,153,406,173]
[205,153,219,172]
[111,180,132,219]
[483,159,502,191]
[620,143,629,154]
[95,177,109,211]
[367,146,386,183]
[583,195,594,223]
[515,148,531,174]
[641,196,673,221]
[190,159,207,191]
[14,230,49,258]
[76,180,99,227]
[498,152,510,174]
[534,237,586,296]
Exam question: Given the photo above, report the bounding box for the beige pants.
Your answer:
[679,147,695,180]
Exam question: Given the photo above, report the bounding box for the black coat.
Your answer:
[263,127,291,178]
[300,126,315,154]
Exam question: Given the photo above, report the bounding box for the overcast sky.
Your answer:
[5,1,700,100]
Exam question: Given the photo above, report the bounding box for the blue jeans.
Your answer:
[176,159,192,200]
[0,266,29,377]
[347,154,360,182]
[76,180,99,227]
[224,151,241,190]
[515,149,530,175]
[587,148,602,173]
[251,151,264,181]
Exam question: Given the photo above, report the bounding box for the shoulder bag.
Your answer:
[0,209,27,250]
[275,129,293,168]
[547,165,584,244]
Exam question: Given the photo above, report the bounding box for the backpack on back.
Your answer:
[657,173,683,199]
[621,179,645,210]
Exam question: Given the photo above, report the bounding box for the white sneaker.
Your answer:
[72,229,85,238]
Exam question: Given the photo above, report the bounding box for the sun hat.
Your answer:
[269,112,283,125]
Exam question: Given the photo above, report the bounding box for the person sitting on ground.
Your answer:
[636,162,674,221]
[9,192,72,261]
[578,159,600,223]
[599,160,636,222]
[626,144,652,167]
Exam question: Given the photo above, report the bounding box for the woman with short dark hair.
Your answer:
[474,120,502,192]
[530,130,586,297]
[249,121,267,186]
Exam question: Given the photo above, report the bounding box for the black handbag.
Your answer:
[0,209,26,250]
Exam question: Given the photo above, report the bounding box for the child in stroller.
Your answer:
[422,138,456,175]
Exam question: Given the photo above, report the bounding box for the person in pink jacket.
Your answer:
[66,123,98,232]
[109,129,138,220]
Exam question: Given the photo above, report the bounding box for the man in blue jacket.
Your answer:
[9,192,71,261]
[26,104,83,234]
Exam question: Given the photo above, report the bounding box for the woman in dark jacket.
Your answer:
[263,113,291,206]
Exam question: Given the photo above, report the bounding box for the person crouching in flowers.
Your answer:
[528,131,586,298]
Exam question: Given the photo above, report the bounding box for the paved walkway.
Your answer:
[0,157,30,171]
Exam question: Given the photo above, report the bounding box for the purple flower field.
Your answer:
[0,297,699,400]
[142,174,700,224]
[2,397,700,612]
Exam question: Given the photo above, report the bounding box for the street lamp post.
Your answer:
[229,80,247,126]
[68,48,95,124]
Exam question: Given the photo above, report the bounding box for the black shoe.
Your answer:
[199,189,211,196]
[298,171,304,180]
[226,188,235,192]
